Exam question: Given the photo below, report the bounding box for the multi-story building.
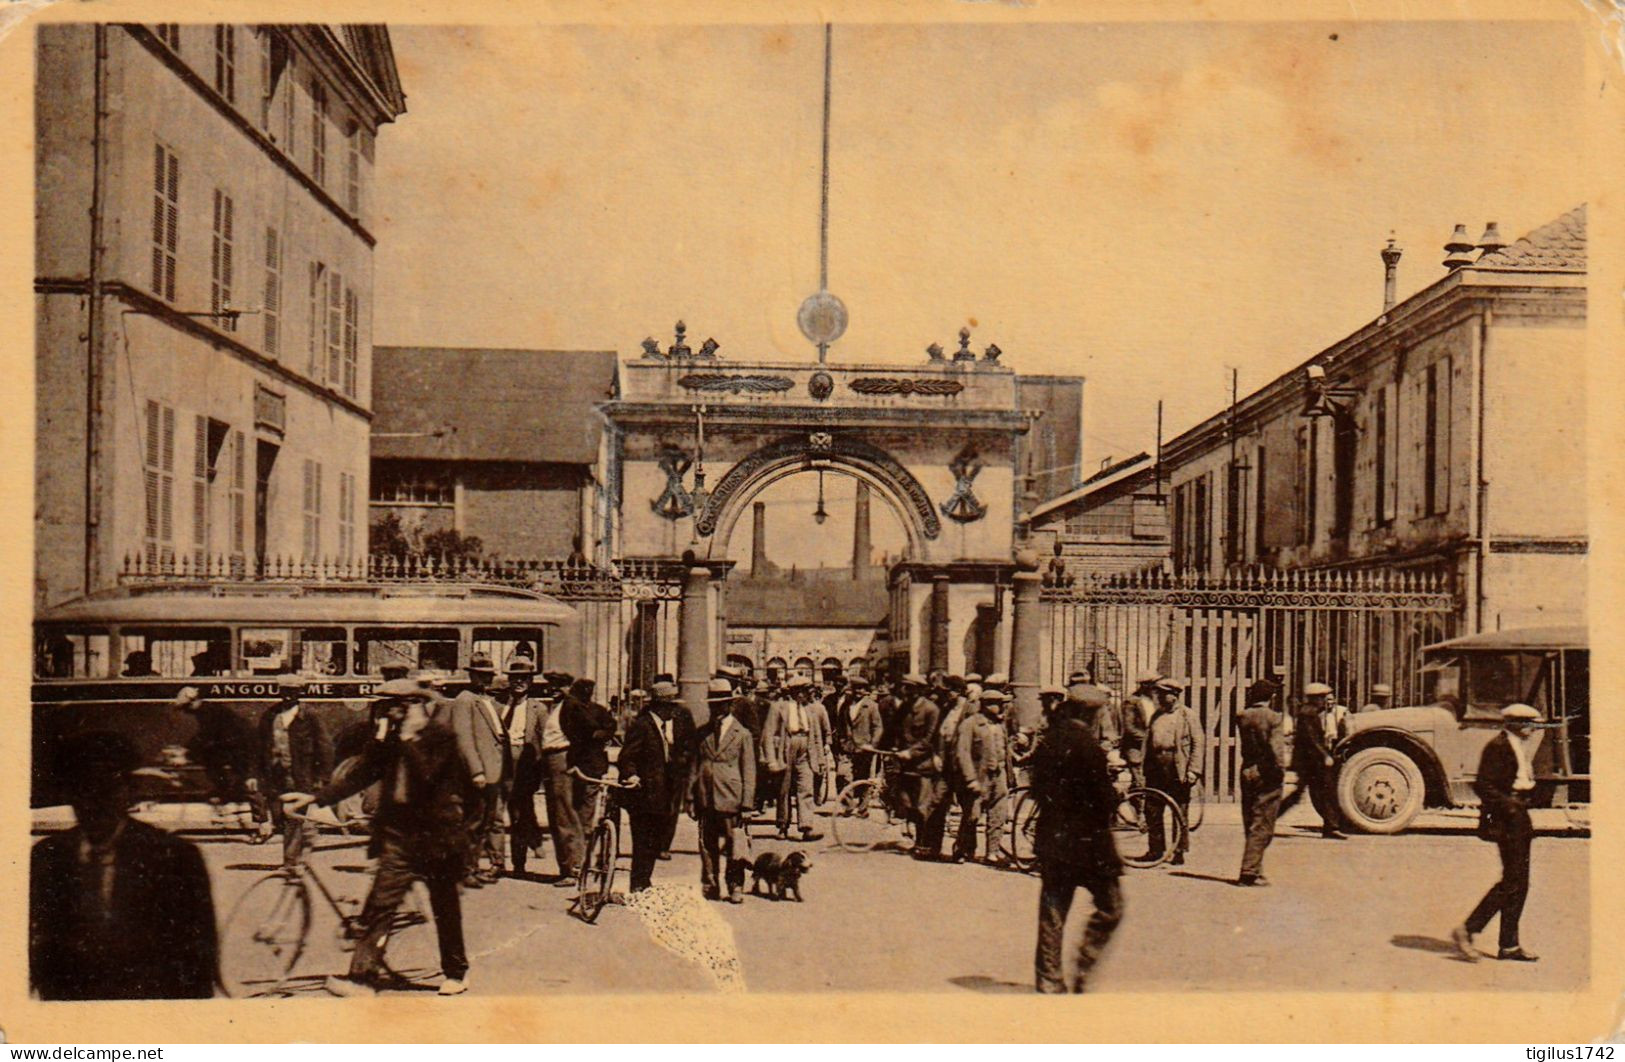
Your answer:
[368,347,619,561]
[1158,207,1586,632]
[35,23,406,607]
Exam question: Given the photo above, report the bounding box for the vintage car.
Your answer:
[1333,625,1588,833]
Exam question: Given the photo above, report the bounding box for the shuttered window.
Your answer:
[144,401,176,565]
[150,145,179,303]
[263,228,280,355]
[337,472,357,560]
[302,459,323,561]
[310,81,328,185]
[192,415,210,563]
[155,24,180,51]
[1193,473,1211,572]
[1375,382,1399,525]
[230,430,246,558]
[345,125,362,213]
[210,190,235,329]
[307,261,326,381]
[282,60,298,156]
[213,25,236,103]
[1425,358,1452,516]
[1253,443,1268,559]
[326,271,343,386]
[342,287,358,397]
[257,29,273,130]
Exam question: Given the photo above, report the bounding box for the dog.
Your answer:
[749,850,812,902]
[725,856,751,896]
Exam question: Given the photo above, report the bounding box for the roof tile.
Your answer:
[1469,204,1586,272]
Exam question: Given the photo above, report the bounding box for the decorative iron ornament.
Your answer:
[650,446,694,520]
[808,371,834,401]
[940,445,986,523]
[677,373,794,394]
[694,434,941,539]
[848,377,964,397]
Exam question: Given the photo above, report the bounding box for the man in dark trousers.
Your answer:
[895,673,950,860]
[653,681,699,859]
[31,731,218,1000]
[256,673,330,868]
[1236,678,1289,886]
[694,682,757,903]
[1452,703,1546,963]
[1030,691,1124,993]
[501,655,554,878]
[286,678,476,996]
[1279,681,1348,839]
[175,685,271,841]
[1141,677,1205,865]
[450,652,507,885]
[561,676,618,845]
[617,686,674,892]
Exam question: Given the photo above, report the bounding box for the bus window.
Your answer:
[34,629,111,678]
[1564,650,1589,776]
[355,627,460,675]
[472,628,545,672]
[1465,652,1548,721]
[239,627,350,676]
[121,628,231,677]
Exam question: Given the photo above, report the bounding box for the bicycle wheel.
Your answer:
[378,883,441,984]
[1114,787,1186,869]
[576,823,615,924]
[1002,786,1040,870]
[219,872,310,998]
[830,778,890,852]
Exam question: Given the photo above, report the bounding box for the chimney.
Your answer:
[1380,233,1403,312]
[751,501,769,575]
[851,481,872,578]
[1443,223,1476,271]
[1477,222,1506,257]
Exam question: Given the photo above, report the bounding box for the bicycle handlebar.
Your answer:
[568,767,639,789]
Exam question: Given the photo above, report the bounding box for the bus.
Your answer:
[32,581,578,809]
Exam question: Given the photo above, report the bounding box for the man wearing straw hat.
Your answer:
[694,680,757,903]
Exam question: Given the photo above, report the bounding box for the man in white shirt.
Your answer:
[694,681,756,902]
[767,676,829,841]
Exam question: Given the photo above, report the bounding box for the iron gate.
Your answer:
[1040,568,1459,801]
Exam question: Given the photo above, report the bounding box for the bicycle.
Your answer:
[830,748,913,852]
[217,809,433,998]
[570,767,638,924]
[1004,768,1189,871]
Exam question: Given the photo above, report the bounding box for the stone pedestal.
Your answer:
[1008,570,1042,730]
[678,565,712,725]
[929,574,951,675]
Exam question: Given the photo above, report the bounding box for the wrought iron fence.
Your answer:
[1041,566,1460,801]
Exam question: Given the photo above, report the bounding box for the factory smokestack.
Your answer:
[851,481,872,578]
[751,501,770,574]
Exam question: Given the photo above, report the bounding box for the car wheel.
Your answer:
[1337,746,1425,834]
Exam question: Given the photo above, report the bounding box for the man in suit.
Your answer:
[842,677,884,785]
[176,685,271,842]
[653,683,699,859]
[694,682,757,903]
[1278,681,1348,839]
[954,688,1011,864]
[618,684,675,892]
[286,679,476,996]
[895,673,950,860]
[1452,703,1546,963]
[1030,690,1124,993]
[1141,677,1206,865]
[31,731,218,1000]
[765,676,830,841]
[256,673,331,868]
[451,652,507,886]
[1120,672,1160,790]
[561,676,618,843]
[1066,673,1121,756]
[1236,678,1289,886]
[501,655,556,878]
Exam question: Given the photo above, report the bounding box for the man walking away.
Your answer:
[31,731,218,999]
[1141,677,1205,865]
[1452,704,1546,963]
[451,652,507,885]
[1236,678,1288,886]
[256,674,330,868]
[286,679,476,997]
[694,684,757,903]
[1279,681,1348,839]
[954,687,1011,864]
[1030,692,1124,993]
[618,689,674,892]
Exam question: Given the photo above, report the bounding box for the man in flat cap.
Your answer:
[1065,675,1122,764]
[1121,672,1161,790]
[31,731,218,999]
[1236,678,1289,886]
[1452,704,1547,963]
[256,673,330,868]
[841,676,884,789]
[895,673,951,859]
[954,687,1012,864]
[1360,683,1395,714]
[451,652,507,885]
[1141,677,1205,865]
[1278,681,1348,839]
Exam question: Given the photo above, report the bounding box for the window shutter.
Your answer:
[263,227,280,355]
[342,287,358,396]
[1382,382,1400,523]
[231,430,245,554]
[193,415,208,549]
[160,406,175,544]
[327,271,343,384]
[1434,356,1452,514]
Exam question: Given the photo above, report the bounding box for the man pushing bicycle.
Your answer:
[282,677,476,997]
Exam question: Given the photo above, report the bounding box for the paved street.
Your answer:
[164,800,1589,996]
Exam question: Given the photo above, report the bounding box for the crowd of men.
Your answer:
[31,649,1550,999]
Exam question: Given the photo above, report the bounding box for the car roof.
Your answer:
[1423,625,1586,653]
[37,583,576,626]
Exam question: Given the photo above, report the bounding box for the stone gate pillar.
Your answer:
[678,565,712,725]
[929,574,951,674]
[1008,568,1042,730]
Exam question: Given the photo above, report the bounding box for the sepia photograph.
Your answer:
[9,0,1623,1044]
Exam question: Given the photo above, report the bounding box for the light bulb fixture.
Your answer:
[813,469,828,525]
